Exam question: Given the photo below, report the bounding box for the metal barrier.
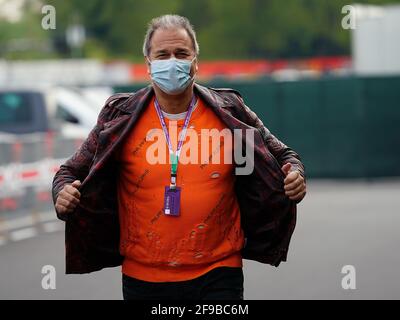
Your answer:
[0,133,83,245]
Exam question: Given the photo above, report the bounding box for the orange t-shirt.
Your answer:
[116,96,244,282]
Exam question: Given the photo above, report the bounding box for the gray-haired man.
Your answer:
[53,15,306,300]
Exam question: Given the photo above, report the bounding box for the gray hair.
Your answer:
[143,14,200,57]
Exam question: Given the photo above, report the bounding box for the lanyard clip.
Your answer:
[170,173,177,189]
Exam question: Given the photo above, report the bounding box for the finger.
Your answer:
[281,163,292,176]
[286,183,305,197]
[56,201,69,214]
[57,198,72,209]
[284,176,303,191]
[72,180,82,189]
[62,192,80,206]
[59,189,78,203]
[56,203,70,214]
[57,198,77,211]
[284,171,299,184]
[65,185,81,199]
[290,190,306,202]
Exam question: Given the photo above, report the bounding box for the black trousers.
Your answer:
[122,267,244,300]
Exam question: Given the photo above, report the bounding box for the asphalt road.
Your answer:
[1,180,399,300]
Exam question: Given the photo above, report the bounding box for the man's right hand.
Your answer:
[55,180,81,215]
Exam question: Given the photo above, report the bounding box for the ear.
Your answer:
[194,57,199,73]
[144,56,151,75]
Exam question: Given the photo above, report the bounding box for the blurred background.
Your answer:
[0,0,399,300]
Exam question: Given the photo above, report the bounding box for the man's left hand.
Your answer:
[282,163,306,203]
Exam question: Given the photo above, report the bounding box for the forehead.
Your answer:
[150,28,193,54]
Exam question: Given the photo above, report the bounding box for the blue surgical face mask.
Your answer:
[148,57,196,95]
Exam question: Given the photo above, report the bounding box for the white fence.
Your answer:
[0,133,77,246]
[0,133,81,213]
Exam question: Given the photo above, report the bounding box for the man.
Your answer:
[53,15,306,300]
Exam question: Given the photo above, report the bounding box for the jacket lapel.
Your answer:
[82,86,154,187]
[195,84,284,185]
[195,85,267,158]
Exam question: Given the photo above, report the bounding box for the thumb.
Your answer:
[281,163,292,176]
[71,180,82,189]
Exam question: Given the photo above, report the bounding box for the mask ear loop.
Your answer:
[188,56,197,82]
[146,57,152,76]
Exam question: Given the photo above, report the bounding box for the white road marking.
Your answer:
[0,216,34,232]
[39,211,57,223]
[0,211,62,245]
[9,227,38,242]
[0,211,57,233]
[42,221,64,233]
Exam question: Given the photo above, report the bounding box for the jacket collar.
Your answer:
[113,85,153,115]
[113,83,234,115]
[194,83,236,109]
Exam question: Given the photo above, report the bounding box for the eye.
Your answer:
[176,53,189,59]
[155,53,170,59]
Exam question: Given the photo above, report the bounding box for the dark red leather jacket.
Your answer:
[52,84,305,274]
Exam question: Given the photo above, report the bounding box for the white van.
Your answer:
[0,87,102,139]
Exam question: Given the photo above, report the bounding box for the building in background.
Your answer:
[352,4,400,75]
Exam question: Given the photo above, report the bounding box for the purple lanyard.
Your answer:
[154,95,197,157]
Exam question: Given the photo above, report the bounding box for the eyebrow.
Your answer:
[154,49,169,55]
[154,47,191,55]
[174,48,190,54]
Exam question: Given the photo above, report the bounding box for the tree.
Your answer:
[2,0,400,60]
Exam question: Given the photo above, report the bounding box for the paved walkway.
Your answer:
[1,180,399,299]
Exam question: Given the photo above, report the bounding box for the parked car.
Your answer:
[0,87,100,138]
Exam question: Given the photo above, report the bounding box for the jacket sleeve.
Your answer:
[234,94,306,179]
[52,102,112,221]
